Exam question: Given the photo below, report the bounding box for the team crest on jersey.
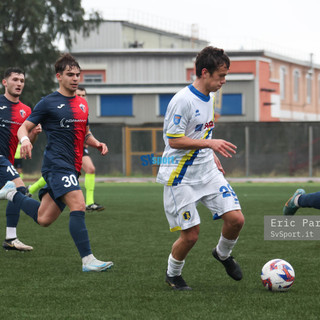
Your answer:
[79,103,86,112]
[20,109,26,118]
[182,211,191,221]
[173,114,181,125]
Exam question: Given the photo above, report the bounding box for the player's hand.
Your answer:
[97,142,108,155]
[32,124,42,135]
[208,139,237,158]
[20,140,33,159]
[213,153,225,175]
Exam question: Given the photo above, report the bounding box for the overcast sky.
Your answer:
[82,0,320,64]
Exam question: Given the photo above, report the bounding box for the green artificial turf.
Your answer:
[0,182,319,319]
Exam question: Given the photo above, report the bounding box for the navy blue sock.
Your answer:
[12,192,40,223]
[69,211,92,258]
[5,186,26,227]
[298,192,320,209]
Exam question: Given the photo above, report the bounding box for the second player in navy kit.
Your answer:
[0,54,113,272]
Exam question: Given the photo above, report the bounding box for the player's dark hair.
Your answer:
[3,67,25,79]
[195,46,230,78]
[55,53,81,74]
[77,86,86,94]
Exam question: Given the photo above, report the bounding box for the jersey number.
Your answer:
[62,174,78,188]
[7,165,18,176]
[219,184,236,198]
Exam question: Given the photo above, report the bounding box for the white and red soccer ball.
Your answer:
[261,259,295,292]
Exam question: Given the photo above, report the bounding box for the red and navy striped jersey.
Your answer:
[0,95,31,164]
[27,91,89,173]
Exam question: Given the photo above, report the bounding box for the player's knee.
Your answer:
[229,212,245,231]
[37,217,52,227]
[86,166,95,174]
[183,230,199,246]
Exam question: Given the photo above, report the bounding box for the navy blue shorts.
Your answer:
[39,169,81,212]
[0,156,20,188]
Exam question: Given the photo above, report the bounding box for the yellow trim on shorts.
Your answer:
[170,226,182,232]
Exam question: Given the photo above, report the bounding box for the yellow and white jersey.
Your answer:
[156,85,217,186]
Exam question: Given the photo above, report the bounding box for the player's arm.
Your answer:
[17,120,37,159]
[28,124,42,144]
[84,126,108,156]
[168,136,237,158]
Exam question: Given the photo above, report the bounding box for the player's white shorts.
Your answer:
[163,172,241,232]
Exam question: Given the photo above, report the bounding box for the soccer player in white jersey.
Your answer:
[157,46,245,290]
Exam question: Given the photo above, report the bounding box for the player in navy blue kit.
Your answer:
[0,67,41,251]
[0,54,113,272]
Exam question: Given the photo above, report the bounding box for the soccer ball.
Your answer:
[261,259,295,292]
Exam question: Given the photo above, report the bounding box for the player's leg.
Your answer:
[3,176,33,251]
[163,186,200,290]
[201,177,244,280]
[213,210,244,281]
[27,176,46,196]
[62,189,113,272]
[166,225,198,291]
[282,189,320,215]
[82,155,104,211]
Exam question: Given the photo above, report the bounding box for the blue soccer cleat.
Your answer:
[283,189,306,216]
[0,181,16,200]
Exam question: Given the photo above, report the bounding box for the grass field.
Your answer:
[0,182,319,320]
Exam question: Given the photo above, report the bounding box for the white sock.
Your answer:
[6,190,17,202]
[6,227,17,240]
[216,234,238,260]
[167,253,185,277]
[82,254,95,265]
[294,195,301,207]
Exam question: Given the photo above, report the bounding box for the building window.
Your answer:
[186,68,196,82]
[221,93,243,115]
[306,72,312,104]
[159,94,174,116]
[83,74,103,83]
[280,66,286,100]
[293,69,300,102]
[100,95,133,116]
[80,70,106,83]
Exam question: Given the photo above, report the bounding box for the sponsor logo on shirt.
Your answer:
[204,120,214,129]
[57,104,65,109]
[60,118,87,128]
[195,109,200,117]
[173,114,181,125]
[195,124,203,132]
[0,105,7,110]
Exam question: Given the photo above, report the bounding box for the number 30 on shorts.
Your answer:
[62,174,78,188]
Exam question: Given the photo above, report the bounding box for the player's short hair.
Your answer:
[195,46,230,78]
[55,53,81,74]
[3,67,25,79]
[77,86,86,94]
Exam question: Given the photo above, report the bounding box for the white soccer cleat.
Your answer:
[0,181,16,200]
[2,238,33,251]
[82,258,113,272]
